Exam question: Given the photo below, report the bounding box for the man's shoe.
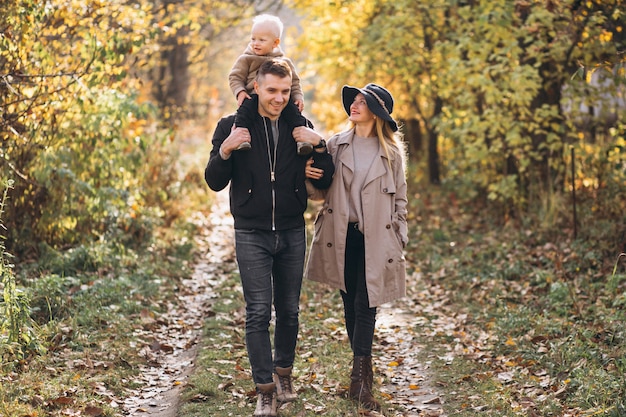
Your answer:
[273,366,297,402]
[253,382,277,417]
[297,141,313,155]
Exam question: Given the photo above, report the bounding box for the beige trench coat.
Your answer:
[305,129,408,307]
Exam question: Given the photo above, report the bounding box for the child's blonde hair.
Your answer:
[252,14,283,39]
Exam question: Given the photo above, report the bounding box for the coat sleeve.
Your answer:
[307,149,334,190]
[284,58,304,103]
[393,154,409,247]
[306,179,328,201]
[228,55,250,99]
[205,116,236,192]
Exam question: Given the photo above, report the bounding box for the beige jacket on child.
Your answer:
[228,45,304,103]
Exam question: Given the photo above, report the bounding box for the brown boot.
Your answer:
[273,366,297,402]
[253,382,277,417]
[349,356,381,411]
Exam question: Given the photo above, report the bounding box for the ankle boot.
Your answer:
[273,366,297,402]
[349,356,381,411]
[253,382,277,417]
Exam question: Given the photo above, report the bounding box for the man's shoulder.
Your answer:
[218,113,237,124]
[215,114,236,132]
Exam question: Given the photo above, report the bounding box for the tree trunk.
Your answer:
[428,97,443,185]
[403,118,422,161]
[152,0,191,123]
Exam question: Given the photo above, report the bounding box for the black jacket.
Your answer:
[205,113,334,231]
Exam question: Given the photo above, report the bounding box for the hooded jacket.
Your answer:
[305,129,408,307]
[205,113,333,231]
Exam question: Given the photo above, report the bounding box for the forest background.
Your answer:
[1,0,625,416]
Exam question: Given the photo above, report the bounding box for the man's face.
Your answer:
[254,73,291,120]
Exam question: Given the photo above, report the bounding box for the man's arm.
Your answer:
[309,150,334,190]
[205,115,247,191]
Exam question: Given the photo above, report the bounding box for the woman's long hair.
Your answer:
[346,116,407,172]
[374,117,407,173]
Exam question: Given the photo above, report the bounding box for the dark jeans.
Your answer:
[235,227,306,384]
[341,223,377,357]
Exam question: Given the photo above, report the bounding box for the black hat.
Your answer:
[342,83,398,132]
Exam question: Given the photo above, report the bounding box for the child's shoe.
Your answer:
[296,141,313,155]
[235,141,251,151]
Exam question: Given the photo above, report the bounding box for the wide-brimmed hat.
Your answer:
[342,83,398,132]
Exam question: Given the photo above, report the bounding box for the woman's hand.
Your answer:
[305,158,324,180]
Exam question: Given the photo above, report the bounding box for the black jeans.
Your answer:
[340,223,377,357]
[235,227,306,384]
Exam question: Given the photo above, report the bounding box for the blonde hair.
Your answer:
[348,119,407,172]
[376,119,407,173]
[252,14,283,39]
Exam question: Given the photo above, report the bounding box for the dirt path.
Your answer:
[122,190,235,416]
[377,303,446,416]
[122,189,446,416]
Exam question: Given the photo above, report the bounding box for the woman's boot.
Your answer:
[348,356,381,411]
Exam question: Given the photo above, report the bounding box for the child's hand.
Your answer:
[237,91,252,106]
[294,99,304,112]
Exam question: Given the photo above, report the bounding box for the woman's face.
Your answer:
[349,93,375,125]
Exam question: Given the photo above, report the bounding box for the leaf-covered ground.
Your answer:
[9,167,620,417]
[119,184,625,417]
[121,190,452,417]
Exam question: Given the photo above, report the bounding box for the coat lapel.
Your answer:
[363,143,388,189]
[336,131,355,186]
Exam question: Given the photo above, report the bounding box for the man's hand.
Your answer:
[293,126,324,150]
[220,127,251,158]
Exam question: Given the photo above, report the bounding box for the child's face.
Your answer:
[250,23,279,56]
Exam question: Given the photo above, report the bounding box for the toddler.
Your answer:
[229,14,311,154]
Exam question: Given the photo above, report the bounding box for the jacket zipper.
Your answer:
[263,118,277,230]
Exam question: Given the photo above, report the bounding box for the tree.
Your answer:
[144,0,258,122]
[0,0,262,255]
[289,0,626,212]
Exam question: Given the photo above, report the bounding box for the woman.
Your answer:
[304,83,408,410]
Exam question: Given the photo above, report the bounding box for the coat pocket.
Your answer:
[390,212,407,248]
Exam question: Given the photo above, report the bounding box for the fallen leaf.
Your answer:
[84,405,104,416]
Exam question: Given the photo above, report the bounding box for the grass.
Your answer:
[175,172,625,417]
[403,184,626,417]
[2,161,624,417]
[0,233,196,417]
[179,267,408,417]
[0,174,207,417]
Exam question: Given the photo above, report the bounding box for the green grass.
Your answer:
[0,220,200,417]
[405,185,626,417]
[179,270,409,416]
[177,175,626,417]
[2,163,624,417]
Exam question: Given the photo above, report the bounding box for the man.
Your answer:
[205,59,333,417]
